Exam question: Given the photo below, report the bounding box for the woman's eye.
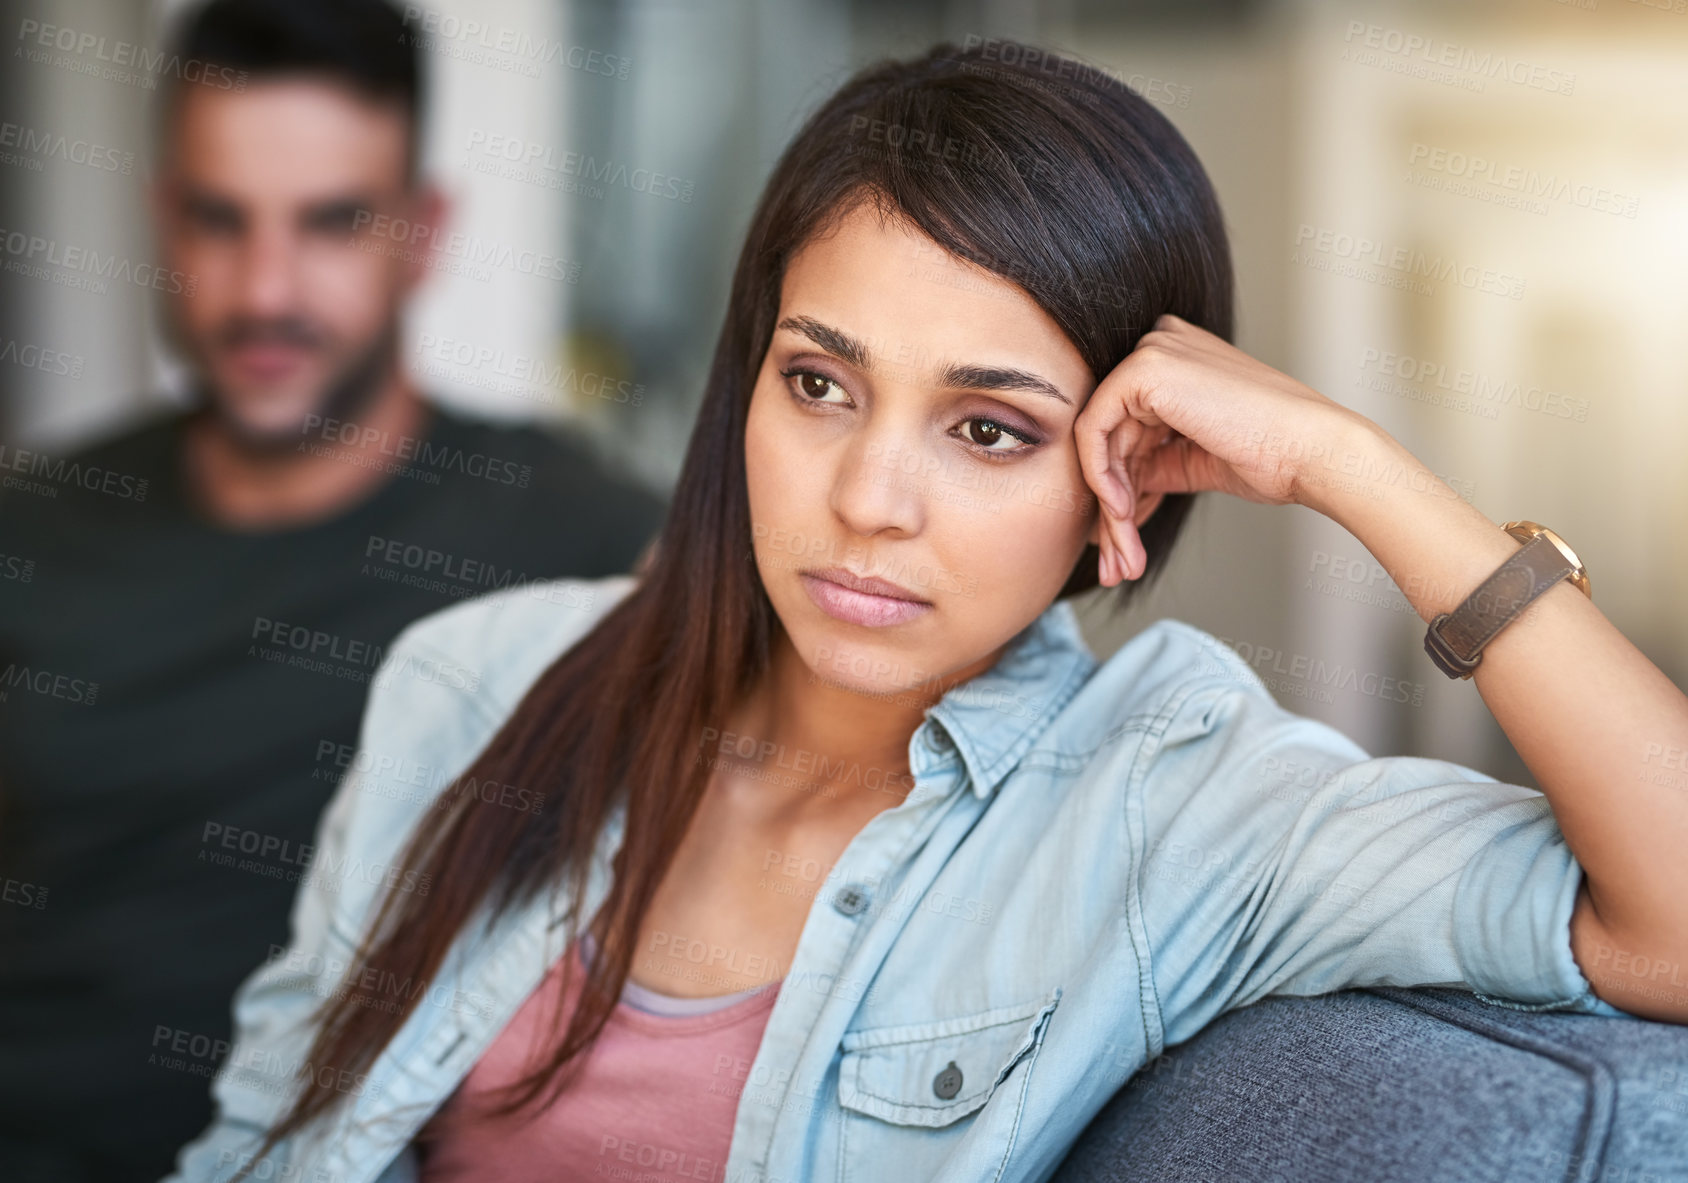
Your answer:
[782,368,849,405]
[779,368,1033,457]
[961,417,1034,455]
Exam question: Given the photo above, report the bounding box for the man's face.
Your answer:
[155,79,435,446]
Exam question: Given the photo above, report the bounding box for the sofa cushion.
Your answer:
[1053,988,1688,1183]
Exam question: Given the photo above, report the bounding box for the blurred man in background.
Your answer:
[0,0,665,1177]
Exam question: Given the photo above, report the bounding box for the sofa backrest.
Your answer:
[1053,988,1688,1183]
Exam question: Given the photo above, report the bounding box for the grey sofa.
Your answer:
[1054,988,1688,1183]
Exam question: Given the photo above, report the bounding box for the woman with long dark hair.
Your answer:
[171,39,1688,1183]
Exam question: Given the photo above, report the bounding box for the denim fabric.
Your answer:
[165,573,1628,1183]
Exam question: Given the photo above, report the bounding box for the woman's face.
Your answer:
[745,200,1108,702]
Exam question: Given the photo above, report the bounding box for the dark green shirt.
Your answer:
[0,402,665,1182]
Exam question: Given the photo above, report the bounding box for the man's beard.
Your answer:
[192,319,400,457]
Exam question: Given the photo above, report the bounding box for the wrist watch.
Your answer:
[1423,520,1591,680]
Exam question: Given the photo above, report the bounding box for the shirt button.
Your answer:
[933,1060,963,1099]
[833,884,870,916]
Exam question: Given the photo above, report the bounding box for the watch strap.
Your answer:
[1423,532,1575,679]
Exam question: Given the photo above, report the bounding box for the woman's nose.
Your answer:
[829,431,929,540]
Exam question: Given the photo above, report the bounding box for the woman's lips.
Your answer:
[799,567,933,628]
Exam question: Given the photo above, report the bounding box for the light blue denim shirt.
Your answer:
[166,573,1623,1183]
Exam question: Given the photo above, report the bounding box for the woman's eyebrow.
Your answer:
[777,316,872,369]
[775,315,1071,406]
[937,362,1072,407]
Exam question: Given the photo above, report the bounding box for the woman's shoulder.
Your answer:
[311,574,639,925]
[1003,612,1276,773]
[379,572,639,720]
[1076,615,1274,721]
[1067,615,1378,786]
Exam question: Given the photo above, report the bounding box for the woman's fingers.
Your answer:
[1076,357,1169,520]
[1077,405,1131,520]
[1110,509,1143,583]
[1093,417,1185,584]
[1099,429,1230,584]
[1135,433,1215,498]
[1083,415,1139,586]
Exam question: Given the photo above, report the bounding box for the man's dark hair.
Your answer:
[160,0,425,179]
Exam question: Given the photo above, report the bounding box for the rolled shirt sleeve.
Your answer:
[1129,675,1625,1049]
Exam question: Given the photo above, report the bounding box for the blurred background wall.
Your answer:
[1,0,1682,790]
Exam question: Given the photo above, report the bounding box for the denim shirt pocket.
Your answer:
[834,985,1063,1183]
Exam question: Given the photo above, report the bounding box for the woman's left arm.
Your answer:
[1076,313,1688,1023]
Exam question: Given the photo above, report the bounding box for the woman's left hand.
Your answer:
[1074,312,1377,585]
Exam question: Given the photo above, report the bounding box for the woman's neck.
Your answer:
[716,626,997,819]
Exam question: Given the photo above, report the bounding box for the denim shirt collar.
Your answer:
[922,597,1098,802]
[546,598,1096,943]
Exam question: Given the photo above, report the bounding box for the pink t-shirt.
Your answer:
[418,932,782,1183]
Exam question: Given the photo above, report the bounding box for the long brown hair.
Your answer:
[245,37,1234,1166]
